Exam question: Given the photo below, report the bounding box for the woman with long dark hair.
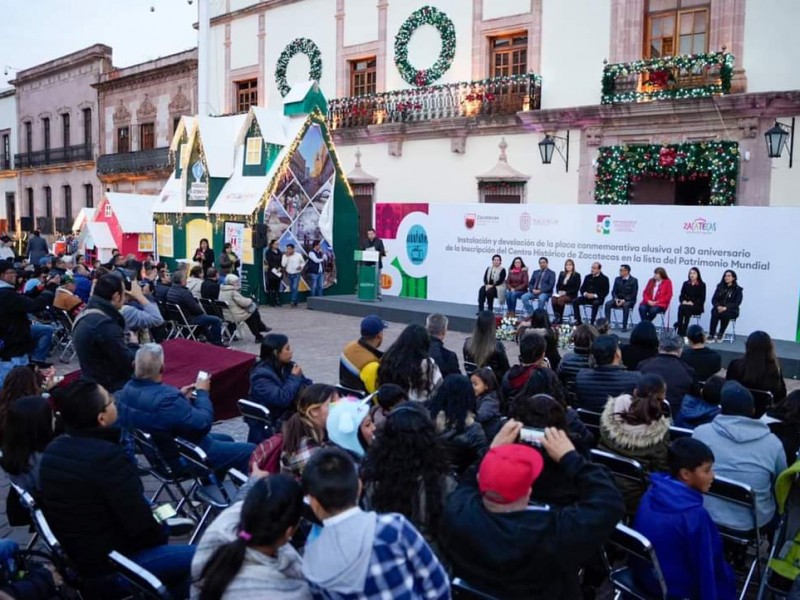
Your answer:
[0,366,40,444]
[726,330,787,405]
[194,238,215,275]
[763,390,800,465]
[675,267,706,336]
[1,395,54,495]
[280,384,334,479]
[428,374,488,474]
[378,324,442,402]
[361,404,454,543]
[191,475,309,600]
[264,240,284,307]
[621,320,659,370]
[708,269,743,343]
[504,256,528,318]
[463,311,510,381]
[551,258,581,324]
[638,267,673,322]
[477,254,506,313]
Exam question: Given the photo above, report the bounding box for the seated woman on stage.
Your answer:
[551,258,581,324]
[504,257,529,318]
[707,270,743,343]
[676,267,706,336]
[638,267,673,322]
[477,254,506,313]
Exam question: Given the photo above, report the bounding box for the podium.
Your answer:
[355,249,380,302]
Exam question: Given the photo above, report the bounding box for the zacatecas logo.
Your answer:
[596,214,612,235]
[519,212,531,231]
[683,217,717,234]
[465,214,476,229]
[406,224,428,265]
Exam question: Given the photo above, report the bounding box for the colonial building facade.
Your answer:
[95,49,198,196]
[0,88,17,233]
[204,0,800,227]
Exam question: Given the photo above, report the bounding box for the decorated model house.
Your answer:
[153,82,358,303]
[80,192,155,262]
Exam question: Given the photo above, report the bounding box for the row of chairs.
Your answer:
[155,298,242,346]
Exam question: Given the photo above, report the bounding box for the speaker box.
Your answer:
[19,217,33,231]
[252,224,269,248]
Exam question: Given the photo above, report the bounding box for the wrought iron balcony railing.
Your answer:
[97,147,171,175]
[328,72,541,130]
[14,144,93,168]
[601,51,734,104]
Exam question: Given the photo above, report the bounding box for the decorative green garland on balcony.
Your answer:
[394,6,456,87]
[594,141,739,205]
[275,38,323,97]
[601,52,734,104]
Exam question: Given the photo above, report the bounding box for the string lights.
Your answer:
[394,6,456,87]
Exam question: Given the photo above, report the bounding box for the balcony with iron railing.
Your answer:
[327,72,541,130]
[601,51,734,104]
[97,147,171,175]
[14,144,94,168]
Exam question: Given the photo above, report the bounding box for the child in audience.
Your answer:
[633,438,736,600]
[326,398,374,462]
[280,384,334,479]
[674,375,724,429]
[302,447,450,599]
[369,383,407,429]
[470,367,503,439]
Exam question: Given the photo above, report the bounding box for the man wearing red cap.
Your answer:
[439,421,624,599]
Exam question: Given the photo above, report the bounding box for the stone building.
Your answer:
[0,88,17,233]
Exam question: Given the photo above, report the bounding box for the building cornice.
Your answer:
[93,59,198,93]
[11,44,112,85]
[206,0,302,26]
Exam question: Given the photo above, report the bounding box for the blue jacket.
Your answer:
[633,473,736,600]
[249,360,312,418]
[528,268,556,295]
[74,274,92,303]
[674,394,719,428]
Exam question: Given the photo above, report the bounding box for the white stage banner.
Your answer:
[377,203,800,342]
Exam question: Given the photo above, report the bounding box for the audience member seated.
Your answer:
[187,265,204,298]
[573,262,609,326]
[551,259,581,325]
[0,365,42,443]
[154,268,171,301]
[593,317,611,336]
[620,320,659,370]
[599,373,671,514]
[463,311,510,381]
[166,270,223,345]
[707,269,743,343]
[52,272,85,318]
[361,403,456,545]
[280,384,334,479]
[504,256,529,318]
[681,324,722,382]
[439,421,624,599]
[73,264,92,303]
[521,256,556,315]
[726,330,787,406]
[675,375,724,429]
[191,475,310,600]
[501,332,547,401]
[200,267,221,300]
[302,448,450,599]
[326,398,374,462]
[575,335,640,413]
[633,438,736,600]
[219,275,270,343]
[116,344,255,474]
[519,308,561,370]
[40,380,195,599]
[692,382,787,532]
[675,267,707,336]
[638,331,697,414]
[477,254,506,313]
[72,273,136,393]
[339,315,385,394]
[119,278,164,343]
[638,267,673,322]
[428,374,488,474]
[1,395,54,495]
[425,313,460,377]
[378,324,442,402]
[470,367,503,440]
[369,383,407,429]
[603,264,638,332]
[761,390,800,466]
[249,334,312,441]
[557,324,598,387]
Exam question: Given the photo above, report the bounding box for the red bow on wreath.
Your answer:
[659,147,677,167]
[415,70,427,87]
[648,69,672,89]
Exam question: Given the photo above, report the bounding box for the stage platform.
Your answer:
[308,294,800,379]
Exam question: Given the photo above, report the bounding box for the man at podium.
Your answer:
[363,228,386,300]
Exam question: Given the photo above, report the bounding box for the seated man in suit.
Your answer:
[603,264,638,332]
[573,262,610,326]
[521,257,556,315]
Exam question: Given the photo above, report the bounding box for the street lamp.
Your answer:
[538,132,570,172]
[764,119,794,168]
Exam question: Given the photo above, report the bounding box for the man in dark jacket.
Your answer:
[0,260,55,386]
[363,228,386,300]
[639,331,698,415]
[166,270,222,345]
[200,267,221,300]
[575,335,640,412]
[72,273,136,393]
[502,331,546,399]
[26,230,48,266]
[573,262,610,326]
[426,313,460,377]
[521,257,556,314]
[440,421,624,599]
[116,344,254,473]
[39,379,194,597]
[603,264,639,331]
[153,269,171,302]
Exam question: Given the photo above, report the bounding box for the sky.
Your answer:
[0,0,203,88]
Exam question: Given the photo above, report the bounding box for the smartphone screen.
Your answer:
[519,426,546,446]
[197,370,209,381]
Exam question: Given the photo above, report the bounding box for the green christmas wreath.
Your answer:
[275,38,323,97]
[394,6,456,87]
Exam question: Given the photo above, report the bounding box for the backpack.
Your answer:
[249,433,283,474]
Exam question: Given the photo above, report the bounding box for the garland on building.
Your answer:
[594,141,739,206]
[601,52,734,104]
[275,38,323,97]
[394,6,456,87]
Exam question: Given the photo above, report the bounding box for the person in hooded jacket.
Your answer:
[693,381,787,532]
[501,332,547,401]
[675,375,723,429]
[470,368,503,440]
[326,398,374,464]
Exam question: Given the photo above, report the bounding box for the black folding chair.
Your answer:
[108,551,172,600]
[451,577,500,600]
[228,468,248,488]
[237,399,274,444]
[590,449,648,488]
[51,307,76,363]
[668,426,693,441]
[604,522,668,600]
[156,301,177,339]
[464,361,478,375]
[165,303,199,341]
[335,385,366,400]
[8,481,39,550]
[576,408,602,440]
[214,299,244,344]
[747,388,774,419]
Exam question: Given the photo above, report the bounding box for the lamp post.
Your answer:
[538,132,570,172]
[765,119,794,168]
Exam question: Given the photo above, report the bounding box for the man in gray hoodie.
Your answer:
[693,381,786,531]
[301,447,450,600]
